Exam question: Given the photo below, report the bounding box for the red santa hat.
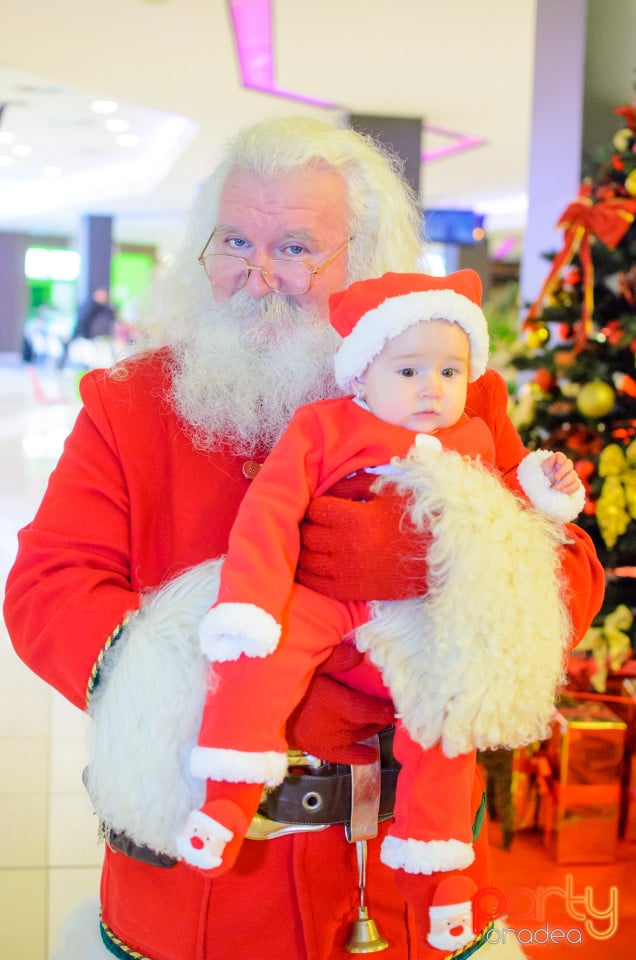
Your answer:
[330,270,489,391]
[429,874,478,920]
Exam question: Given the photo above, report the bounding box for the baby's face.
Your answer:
[355,319,470,433]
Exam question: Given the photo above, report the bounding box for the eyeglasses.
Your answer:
[197,232,352,296]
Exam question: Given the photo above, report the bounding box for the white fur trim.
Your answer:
[381,834,475,874]
[190,745,288,787]
[359,446,572,757]
[50,898,109,960]
[86,559,222,857]
[199,602,281,661]
[415,433,443,453]
[334,289,489,389]
[517,450,586,522]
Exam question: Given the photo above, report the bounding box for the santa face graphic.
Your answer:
[427,901,474,951]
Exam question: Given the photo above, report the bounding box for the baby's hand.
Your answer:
[541,451,580,494]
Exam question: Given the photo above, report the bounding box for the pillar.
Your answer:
[0,232,30,354]
[77,214,113,304]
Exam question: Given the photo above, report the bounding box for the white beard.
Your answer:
[428,922,474,951]
[169,291,341,456]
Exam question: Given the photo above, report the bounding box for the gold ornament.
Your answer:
[598,443,627,477]
[596,475,630,548]
[623,471,636,518]
[575,604,633,692]
[526,326,549,350]
[576,380,615,418]
[613,128,633,152]
[625,168,636,197]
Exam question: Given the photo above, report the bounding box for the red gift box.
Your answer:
[545,698,626,863]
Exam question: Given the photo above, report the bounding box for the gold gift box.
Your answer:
[546,698,626,863]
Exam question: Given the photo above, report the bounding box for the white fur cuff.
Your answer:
[199,602,281,661]
[190,745,288,788]
[517,450,585,522]
[380,834,475,874]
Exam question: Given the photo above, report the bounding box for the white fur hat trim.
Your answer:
[199,602,281,661]
[517,450,586,522]
[190,745,288,787]
[334,289,489,389]
[380,834,475,874]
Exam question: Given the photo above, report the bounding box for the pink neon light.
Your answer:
[229,0,273,88]
[228,0,484,160]
[228,0,337,108]
[421,125,486,162]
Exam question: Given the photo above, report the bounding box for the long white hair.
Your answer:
[127,116,424,453]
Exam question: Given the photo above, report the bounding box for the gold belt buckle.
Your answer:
[246,750,328,840]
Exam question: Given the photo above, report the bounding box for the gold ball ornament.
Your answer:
[526,326,550,349]
[576,380,616,418]
[613,128,633,152]
[625,168,636,197]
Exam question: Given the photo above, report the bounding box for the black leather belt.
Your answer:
[103,727,399,869]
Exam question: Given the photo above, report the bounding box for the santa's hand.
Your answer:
[286,643,395,764]
[298,485,430,602]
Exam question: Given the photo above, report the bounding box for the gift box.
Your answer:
[616,678,636,841]
[545,698,626,863]
[563,683,636,840]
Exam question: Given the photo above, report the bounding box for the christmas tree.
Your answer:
[511,97,636,628]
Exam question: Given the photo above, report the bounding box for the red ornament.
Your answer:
[574,460,595,482]
[601,319,624,345]
[615,104,636,132]
[534,368,556,393]
[563,267,582,286]
[614,373,636,397]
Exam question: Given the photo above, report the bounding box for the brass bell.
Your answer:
[345,747,389,954]
[345,905,389,954]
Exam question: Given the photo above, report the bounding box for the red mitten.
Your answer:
[286,643,395,764]
[298,480,431,602]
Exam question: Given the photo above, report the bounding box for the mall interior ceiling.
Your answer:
[0,0,634,257]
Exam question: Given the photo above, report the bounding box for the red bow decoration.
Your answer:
[525,195,636,351]
[615,103,636,132]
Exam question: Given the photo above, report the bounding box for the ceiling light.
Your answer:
[0,130,15,144]
[0,155,15,167]
[105,118,130,133]
[92,99,118,114]
[12,144,33,157]
[42,165,63,178]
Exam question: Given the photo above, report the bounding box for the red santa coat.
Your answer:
[3,350,604,960]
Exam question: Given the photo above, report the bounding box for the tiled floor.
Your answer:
[0,360,101,960]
